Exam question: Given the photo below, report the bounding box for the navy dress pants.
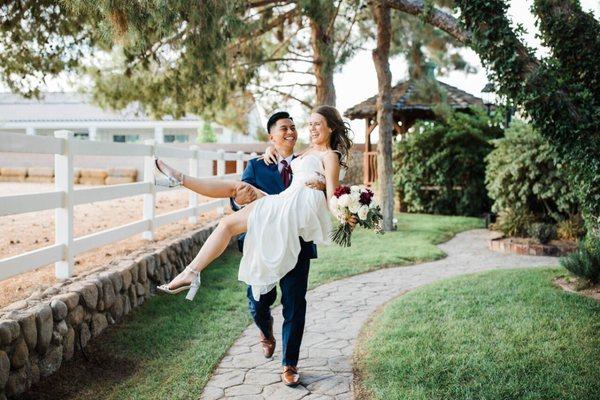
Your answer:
[247,256,310,367]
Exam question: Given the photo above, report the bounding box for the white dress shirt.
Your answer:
[278,154,294,173]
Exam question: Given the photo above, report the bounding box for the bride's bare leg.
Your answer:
[157,159,239,198]
[165,202,255,290]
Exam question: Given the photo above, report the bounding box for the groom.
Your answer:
[231,111,318,386]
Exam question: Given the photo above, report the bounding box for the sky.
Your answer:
[334,0,599,143]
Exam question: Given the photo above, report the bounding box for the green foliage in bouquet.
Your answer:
[394,108,502,217]
[485,121,579,223]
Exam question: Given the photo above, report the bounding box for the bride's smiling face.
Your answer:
[308,113,332,147]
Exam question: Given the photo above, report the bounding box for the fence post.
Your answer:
[216,149,225,217]
[188,145,199,224]
[142,139,156,240]
[216,149,226,176]
[54,130,74,279]
[236,151,245,175]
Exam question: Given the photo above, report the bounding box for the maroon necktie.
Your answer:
[280,159,292,188]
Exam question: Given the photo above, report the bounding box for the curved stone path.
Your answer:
[200,230,559,400]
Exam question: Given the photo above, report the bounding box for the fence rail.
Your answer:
[0,131,255,281]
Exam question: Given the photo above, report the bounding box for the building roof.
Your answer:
[0,92,201,123]
[344,79,484,120]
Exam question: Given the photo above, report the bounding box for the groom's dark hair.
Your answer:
[267,111,293,133]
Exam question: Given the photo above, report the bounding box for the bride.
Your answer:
[156,105,354,301]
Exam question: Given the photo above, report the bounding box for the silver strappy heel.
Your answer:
[154,158,182,188]
[157,266,201,301]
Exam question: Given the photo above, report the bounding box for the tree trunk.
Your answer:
[370,0,395,231]
[302,0,337,107]
[307,2,337,106]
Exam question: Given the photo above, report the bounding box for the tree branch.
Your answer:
[334,3,360,61]
[387,0,471,43]
[327,0,344,36]
[247,0,293,9]
[255,84,314,109]
[389,0,541,88]
[533,0,600,87]
[270,82,316,88]
[261,57,316,64]
[275,69,314,75]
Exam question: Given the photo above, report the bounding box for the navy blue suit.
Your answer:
[231,157,316,367]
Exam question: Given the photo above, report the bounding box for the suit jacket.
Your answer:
[230,156,318,260]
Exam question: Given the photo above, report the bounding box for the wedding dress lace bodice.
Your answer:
[289,153,326,187]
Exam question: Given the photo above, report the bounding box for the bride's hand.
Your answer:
[347,215,358,231]
[260,146,279,165]
[305,179,326,192]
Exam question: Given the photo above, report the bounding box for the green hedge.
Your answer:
[394,109,502,216]
[485,121,578,223]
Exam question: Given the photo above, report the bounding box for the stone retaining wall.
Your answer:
[0,221,229,399]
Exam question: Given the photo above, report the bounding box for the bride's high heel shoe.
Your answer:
[157,266,201,301]
[154,158,183,188]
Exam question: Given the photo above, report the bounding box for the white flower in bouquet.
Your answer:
[338,193,350,208]
[348,197,361,214]
[358,205,369,220]
[333,209,344,221]
[329,195,338,210]
[330,185,384,247]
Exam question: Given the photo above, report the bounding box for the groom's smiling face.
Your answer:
[269,118,297,155]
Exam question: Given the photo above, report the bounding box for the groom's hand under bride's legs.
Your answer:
[233,182,265,206]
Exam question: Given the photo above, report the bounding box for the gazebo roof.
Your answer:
[344,79,484,120]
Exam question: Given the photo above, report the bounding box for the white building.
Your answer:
[0,92,264,144]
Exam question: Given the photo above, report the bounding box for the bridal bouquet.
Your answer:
[329,185,384,247]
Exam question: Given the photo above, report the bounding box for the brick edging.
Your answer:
[488,237,573,257]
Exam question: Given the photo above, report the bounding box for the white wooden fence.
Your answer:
[0,131,254,281]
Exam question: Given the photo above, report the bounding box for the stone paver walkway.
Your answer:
[200,229,559,400]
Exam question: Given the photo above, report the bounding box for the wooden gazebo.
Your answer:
[344,78,485,185]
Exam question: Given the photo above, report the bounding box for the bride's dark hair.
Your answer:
[314,105,354,167]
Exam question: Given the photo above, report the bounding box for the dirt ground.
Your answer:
[555,276,600,302]
[0,182,223,309]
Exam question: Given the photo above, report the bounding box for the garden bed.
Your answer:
[554,276,600,302]
[488,235,576,256]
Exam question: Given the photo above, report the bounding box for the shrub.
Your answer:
[557,214,587,241]
[197,122,217,143]
[394,109,503,216]
[561,237,600,283]
[492,208,536,237]
[527,222,556,244]
[485,121,578,223]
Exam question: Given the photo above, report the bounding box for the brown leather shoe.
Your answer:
[281,365,300,386]
[259,317,275,358]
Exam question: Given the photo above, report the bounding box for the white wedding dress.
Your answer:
[238,152,333,300]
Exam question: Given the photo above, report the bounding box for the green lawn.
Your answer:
[25,213,481,400]
[311,213,484,287]
[355,268,600,400]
